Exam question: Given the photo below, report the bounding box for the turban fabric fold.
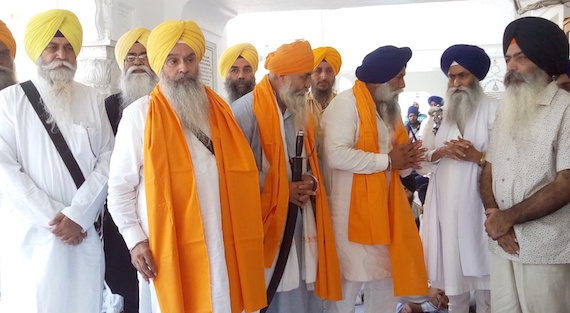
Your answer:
[25,9,82,62]
[265,40,314,75]
[503,17,569,77]
[147,20,205,75]
[441,44,490,80]
[428,95,443,106]
[313,46,342,75]
[356,46,412,84]
[0,20,16,59]
[218,42,258,80]
[408,106,419,116]
[115,27,151,71]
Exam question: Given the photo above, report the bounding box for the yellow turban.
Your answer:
[265,40,313,75]
[218,43,258,80]
[24,9,82,63]
[147,20,205,76]
[0,20,16,59]
[313,46,342,75]
[115,27,151,71]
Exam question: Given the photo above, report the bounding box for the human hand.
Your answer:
[389,138,426,170]
[49,212,87,245]
[496,227,519,256]
[131,240,157,283]
[484,208,513,240]
[428,288,449,310]
[446,137,482,164]
[289,175,316,207]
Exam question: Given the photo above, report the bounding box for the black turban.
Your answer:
[356,45,412,83]
[441,44,490,80]
[503,17,568,77]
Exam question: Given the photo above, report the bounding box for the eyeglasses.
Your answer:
[125,54,148,63]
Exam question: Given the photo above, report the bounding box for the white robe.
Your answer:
[418,95,497,295]
[0,77,113,312]
[107,96,231,313]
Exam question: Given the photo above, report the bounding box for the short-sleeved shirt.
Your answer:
[487,82,570,264]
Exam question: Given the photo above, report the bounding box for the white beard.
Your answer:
[36,58,77,131]
[279,78,308,131]
[373,82,402,129]
[160,70,210,134]
[0,65,17,90]
[119,65,158,108]
[444,82,483,135]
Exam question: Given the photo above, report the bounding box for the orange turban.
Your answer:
[313,46,342,75]
[0,20,16,59]
[265,40,313,75]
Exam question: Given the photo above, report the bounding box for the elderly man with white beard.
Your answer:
[232,40,342,313]
[107,20,266,313]
[321,46,428,313]
[0,20,17,90]
[0,9,114,313]
[418,44,497,313]
[480,17,570,312]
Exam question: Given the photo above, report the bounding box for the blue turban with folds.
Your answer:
[441,44,490,81]
[428,95,443,106]
[356,45,412,83]
[408,105,419,116]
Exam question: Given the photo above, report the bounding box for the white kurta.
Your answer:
[107,96,231,312]
[320,88,412,282]
[418,95,498,295]
[0,77,113,313]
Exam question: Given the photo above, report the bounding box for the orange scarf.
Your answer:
[349,80,428,296]
[144,84,266,312]
[252,75,342,300]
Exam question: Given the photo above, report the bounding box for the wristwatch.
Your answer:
[478,152,486,167]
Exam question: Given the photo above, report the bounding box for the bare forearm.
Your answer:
[505,169,570,225]
[479,162,498,209]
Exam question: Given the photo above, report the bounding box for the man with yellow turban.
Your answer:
[218,42,258,103]
[107,20,266,313]
[0,9,114,313]
[306,46,341,139]
[0,20,17,90]
[104,26,156,313]
[320,45,428,313]
[232,40,342,313]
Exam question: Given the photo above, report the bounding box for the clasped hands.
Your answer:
[388,138,427,170]
[485,208,519,256]
[433,136,481,163]
[49,212,86,246]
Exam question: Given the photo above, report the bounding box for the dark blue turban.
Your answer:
[428,95,443,106]
[356,45,412,83]
[408,105,419,116]
[503,17,568,77]
[441,44,490,81]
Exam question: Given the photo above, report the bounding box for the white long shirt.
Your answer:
[0,77,113,313]
[107,96,231,312]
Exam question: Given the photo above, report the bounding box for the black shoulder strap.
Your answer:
[20,80,85,189]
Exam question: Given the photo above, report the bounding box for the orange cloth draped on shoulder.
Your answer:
[349,80,428,297]
[143,84,266,313]
[252,75,342,300]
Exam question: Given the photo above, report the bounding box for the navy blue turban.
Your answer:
[441,44,490,81]
[503,17,568,77]
[408,105,419,116]
[356,45,412,83]
[428,95,443,106]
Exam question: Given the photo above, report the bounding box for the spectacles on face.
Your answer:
[125,54,148,63]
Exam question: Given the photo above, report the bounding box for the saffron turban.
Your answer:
[115,27,151,71]
[218,42,258,80]
[147,20,205,75]
[441,44,490,81]
[0,20,16,59]
[265,40,313,75]
[313,46,342,75]
[428,95,443,106]
[503,17,568,77]
[24,9,82,63]
[356,45,412,84]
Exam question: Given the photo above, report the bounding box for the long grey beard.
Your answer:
[0,65,17,90]
[224,77,255,103]
[373,83,402,129]
[444,82,482,135]
[279,78,308,131]
[119,65,158,108]
[36,58,77,131]
[160,70,210,134]
[312,88,333,107]
[498,69,549,138]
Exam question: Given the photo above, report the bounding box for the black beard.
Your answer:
[312,88,332,106]
[224,78,255,103]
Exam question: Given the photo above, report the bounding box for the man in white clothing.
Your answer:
[0,9,113,313]
[419,44,496,312]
